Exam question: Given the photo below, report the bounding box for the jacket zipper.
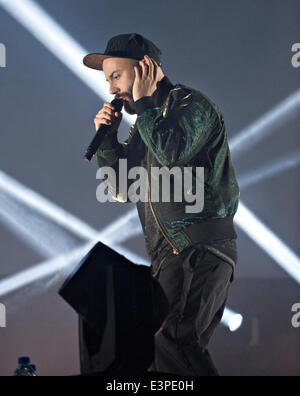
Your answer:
[147,149,179,256]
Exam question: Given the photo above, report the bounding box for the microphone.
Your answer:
[84,98,124,162]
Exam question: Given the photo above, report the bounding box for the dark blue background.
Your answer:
[0,0,299,376]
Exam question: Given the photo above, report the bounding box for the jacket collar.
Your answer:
[152,76,175,108]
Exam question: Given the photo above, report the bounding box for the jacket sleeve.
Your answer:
[134,89,220,167]
[96,126,136,203]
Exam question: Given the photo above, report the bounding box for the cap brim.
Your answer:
[83,53,115,71]
[83,53,142,71]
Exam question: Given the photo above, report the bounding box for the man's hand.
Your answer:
[94,102,123,131]
[133,55,160,102]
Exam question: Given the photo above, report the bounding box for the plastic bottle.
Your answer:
[14,357,37,376]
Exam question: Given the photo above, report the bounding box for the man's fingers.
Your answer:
[95,111,121,123]
[102,109,114,117]
[95,115,111,124]
[95,119,111,127]
[150,56,158,81]
[104,102,115,108]
[139,60,148,78]
[134,65,141,79]
[145,55,154,79]
[94,103,123,131]
[104,103,115,112]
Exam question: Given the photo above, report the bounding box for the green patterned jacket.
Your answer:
[97,77,240,255]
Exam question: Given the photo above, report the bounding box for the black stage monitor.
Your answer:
[59,241,168,376]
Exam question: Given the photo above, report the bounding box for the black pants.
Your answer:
[149,239,237,376]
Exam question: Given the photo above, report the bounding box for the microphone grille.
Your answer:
[111,99,123,112]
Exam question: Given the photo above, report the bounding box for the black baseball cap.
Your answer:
[83,33,162,71]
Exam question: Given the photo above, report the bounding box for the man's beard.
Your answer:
[119,88,136,115]
[123,99,136,115]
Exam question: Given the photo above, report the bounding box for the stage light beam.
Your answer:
[229,89,300,159]
[238,151,300,189]
[0,0,136,126]
[235,203,300,284]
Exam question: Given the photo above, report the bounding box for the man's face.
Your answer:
[103,57,139,115]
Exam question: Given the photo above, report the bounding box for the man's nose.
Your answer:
[109,84,119,96]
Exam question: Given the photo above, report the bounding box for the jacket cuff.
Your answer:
[134,96,155,116]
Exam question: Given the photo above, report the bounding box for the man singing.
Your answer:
[83,33,240,376]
